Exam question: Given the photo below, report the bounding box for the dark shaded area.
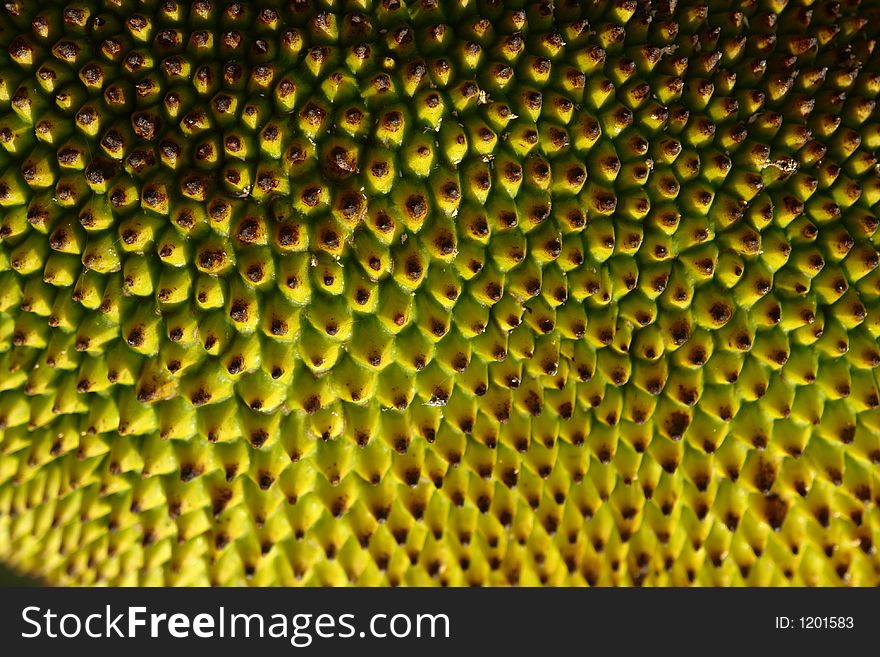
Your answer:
[0,562,43,587]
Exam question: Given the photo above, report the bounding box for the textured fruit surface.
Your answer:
[2,0,880,587]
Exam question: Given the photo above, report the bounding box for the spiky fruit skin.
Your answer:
[1,0,880,587]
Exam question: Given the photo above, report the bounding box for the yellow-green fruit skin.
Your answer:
[1,0,880,587]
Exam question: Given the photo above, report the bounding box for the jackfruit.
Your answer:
[1,0,880,587]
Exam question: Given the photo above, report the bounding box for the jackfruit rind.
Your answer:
[1,0,880,587]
